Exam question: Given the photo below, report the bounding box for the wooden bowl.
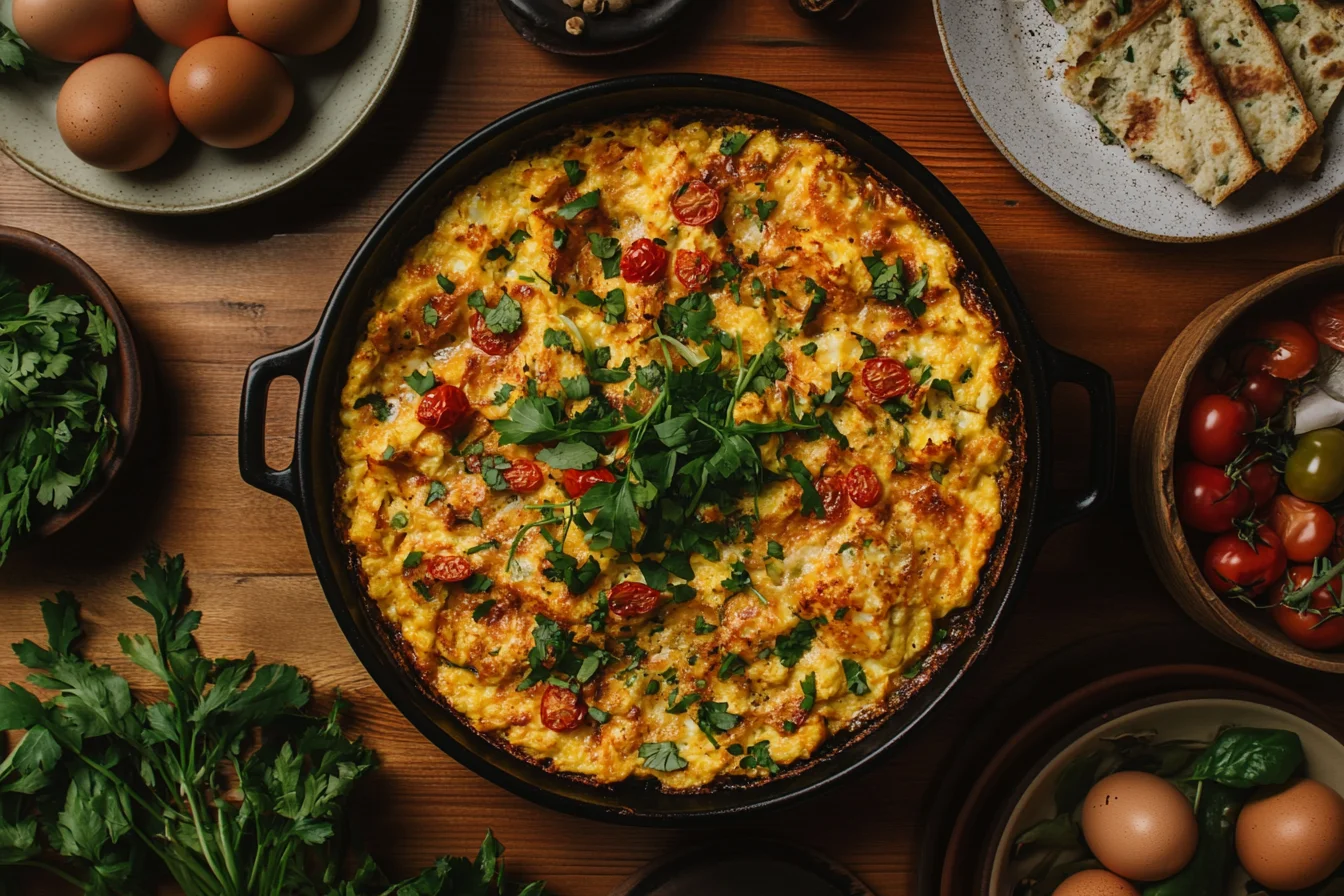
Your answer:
[1132,255,1344,673]
[0,226,142,541]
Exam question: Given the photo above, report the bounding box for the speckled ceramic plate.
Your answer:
[0,0,419,215]
[933,0,1344,242]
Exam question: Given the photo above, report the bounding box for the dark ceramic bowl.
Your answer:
[496,0,695,56]
[0,226,142,541]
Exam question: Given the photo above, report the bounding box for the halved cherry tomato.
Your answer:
[1271,566,1344,650]
[562,467,615,499]
[1269,494,1336,562]
[425,555,473,583]
[416,383,471,431]
[1202,526,1286,596]
[608,581,662,618]
[1238,456,1280,509]
[845,465,881,508]
[502,459,545,493]
[1311,293,1344,353]
[816,474,849,518]
[1237,372,1287,419]
[861,358,913,402]
[540,684,588,732]
[1239,320,1319,381]
[470,311,522,356]
[620,238,668,284]
[1175,461,1251,533]
[1186,394,1253,466]
[670,179,722,227]
[675,249,712,290]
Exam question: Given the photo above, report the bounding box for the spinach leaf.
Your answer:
[1187,727,1304,788]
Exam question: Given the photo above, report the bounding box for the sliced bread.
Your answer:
[1047,0,1167,63]
[1063,0,1262,204]
[1183,0,1316,172]
[1257,0,1344,173]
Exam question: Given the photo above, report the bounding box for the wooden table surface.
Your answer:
[7,1,1344,893]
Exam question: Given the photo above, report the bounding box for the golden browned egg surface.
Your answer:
[337,118,1017,789]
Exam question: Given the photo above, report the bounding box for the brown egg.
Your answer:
[1054,870,1140,896]
[12,0,134,63]
[56,54,179,171]
[1236,778,1344,891]
[1081,771,1199,882]
[168,36,293,149]
[133,0,232,48]
[227,0,360,56]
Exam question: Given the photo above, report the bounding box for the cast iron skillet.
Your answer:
[238,74,1115,824]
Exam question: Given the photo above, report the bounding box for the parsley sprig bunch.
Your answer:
[0,266,119,564]
[494,328,827,569]
[0,551,545,896]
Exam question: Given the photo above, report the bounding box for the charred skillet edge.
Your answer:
[324,110,1026,797]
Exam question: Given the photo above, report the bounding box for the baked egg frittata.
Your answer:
[336,117,1018,789]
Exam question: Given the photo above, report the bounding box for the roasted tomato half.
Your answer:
[620,238,668,284]
[562,467,616,499]
[502,459,545,493]
[470,311,522,356]
[540,684,588,732]
[608,581,662,618]
[815,474,849,518]
[845,465,881,508]
[675,249,712,290]
[416,384,471,431]
[425,555,472,583]
[670,179,722,227]
[862,358,913,402]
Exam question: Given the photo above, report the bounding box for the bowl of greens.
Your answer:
[991,694,1344,895]
[0,225,141,564]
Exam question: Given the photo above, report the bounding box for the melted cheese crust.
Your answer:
[337,118,1016,789]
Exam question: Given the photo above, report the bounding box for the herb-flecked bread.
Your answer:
[1047,0,1167,63]
[1063,0,1261,205]
[1258,0,1344,174]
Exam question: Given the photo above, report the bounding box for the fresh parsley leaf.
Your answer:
[467,291,522,335]
[842,658,870,695]
[536,441,599,470]
[718,652,747,680]
[354,393,392,422]
[696,700,741,748]
[509,229,530,245]
[563,159,585,186]
[694,615,718,635]
[423,302,440,326]
[544,328,574,351]
[404,369,436,395]
[774,618,819,668]
[720,132,751,155]
[863,255,929,317]
[463,573,493,593]
[755,199,778,223]
[576,286,626,323]
[0,26,30,74]
[492,384,515,405]
[800,342,818,357]
[426,480,446,505]
[783,456,825,518]
[558,190,600,220]
[561,374,591,400]
[638,741,688,772]
[803,278,827,324]
[436,274,456,294]
[1260,2,1298,22]
[390,512,409,529]
[767,540,784,559]
[739,740,781,775]
[800,671,816,712]
[854,332,877,360]
[472,599,497,621]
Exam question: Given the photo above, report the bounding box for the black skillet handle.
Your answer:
[239,338,314,505]
[1040,345,1116,532]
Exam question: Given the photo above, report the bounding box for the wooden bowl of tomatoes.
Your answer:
[1134,256,1344,673]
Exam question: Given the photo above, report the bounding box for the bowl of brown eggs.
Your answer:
[0,0,419,213]
[989,694,1344,895]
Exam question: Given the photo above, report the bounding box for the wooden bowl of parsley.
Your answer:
[0,226,142,561]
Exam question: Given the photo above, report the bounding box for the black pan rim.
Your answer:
[282,73,1058,824]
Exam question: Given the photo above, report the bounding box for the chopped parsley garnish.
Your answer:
[472,599,497,621]
[767,540,784,559]
[783,456,825,519]
[718,652,747,680]
[800,342,818,356]
[586,233,622,279]
[588,707,610,724]
[462,573,493,593]
[903,659,924,680]
[509,228,530,245]
[739,740,780,775]
[694,615,718,635]
[563,159,585,186]
[930,378,954,397]
[696,701,741,749]
[544,327,574,351]
[754,199,778,227]
[402,551,423,570]
[720,132,750,155]
[466,290,522,335]
[802,278,827,324]
[558,190,600,220]
[404,369,436,395]
[800,671,816,713]
[863,255,929,317]
[1260,2,1298,22]
[639,741,687,772]
[466,540,498,555]
[842,658,870,695]
[426,480,446,505]
[485,245,513,263]
[354,393,391,422]
[436,274,456,294]
[423,303,439,326]
[854,332,877,360]
[774,617,820,668]
[575,286,626,323]
[553,228,567,249]
[818,371,852,406]
[493,384,515,405]
[390,512,408,529]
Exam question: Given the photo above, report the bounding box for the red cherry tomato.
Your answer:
[1332,514,1344,563]
[1240,320,1319,381]
[1239,456,1280,509]
[425,555,473,583]
[1238,372,1287,419]
[1269,494,1336,562]
[620,238,668,284]
[861,358,913,402]
[675,249,712,290]
[502,459,545,493]
[1271,566,1344,650]
[470,311,522,356]
[562,467,615,499]
[1186,394,1254,465]
[1310,293,1344,353]
[845,465,881,508]
[1202,526,1287,596]
[815,474,849,518]
[416,383,471,431]
[670,179,722,227]
[1175,461,1251,533]
[540,684,588,732]
[608,581,662,618]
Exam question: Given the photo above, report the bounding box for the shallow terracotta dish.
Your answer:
[987,693,1344,894]
[1132,256,1344,673]
[0,226,142,540]
[0,0,419,214]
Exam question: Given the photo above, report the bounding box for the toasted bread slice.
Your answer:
[1183,0,1316,172]
[1047,0,1167,63]
[1258,0,1344,173]
[1064,0,1261,204]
